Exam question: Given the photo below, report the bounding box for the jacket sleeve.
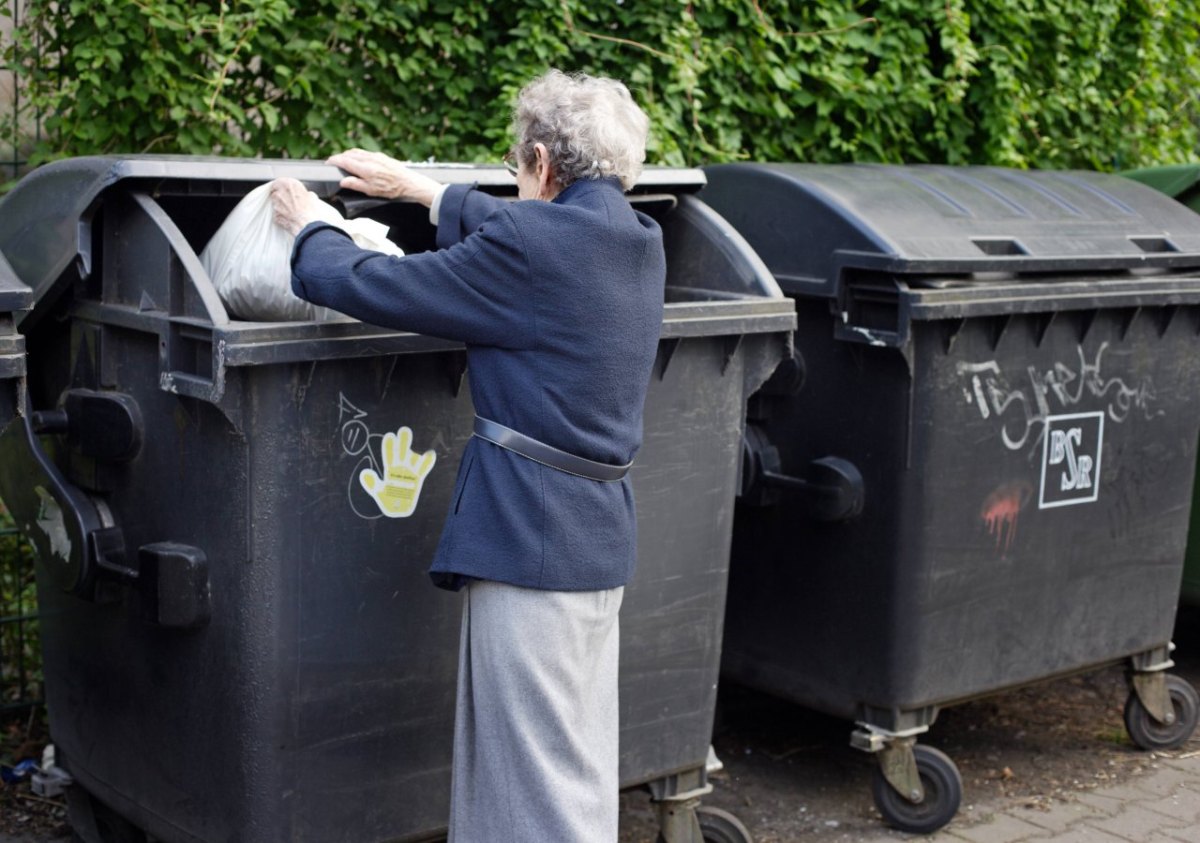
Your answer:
[436,184,510,249]
[289,205,534,349]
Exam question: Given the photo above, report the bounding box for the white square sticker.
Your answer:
[1039,411,1104,509]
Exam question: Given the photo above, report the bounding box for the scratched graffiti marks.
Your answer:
[338,393,386,520]
[957,343,1162,455]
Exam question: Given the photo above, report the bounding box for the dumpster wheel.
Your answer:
[654,805,754,843]
[870,744,961,834]
[1124,674,1199,751]
[696,806,753,843]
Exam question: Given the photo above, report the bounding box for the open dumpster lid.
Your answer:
[0,155,790,408]
[0,155,707,330]
[702,163,1200,299]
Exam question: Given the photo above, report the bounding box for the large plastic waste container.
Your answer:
[1123,164,1200,608]
[1125,164,1200,213]
[0,156,795,843]
[702,163,1200,834]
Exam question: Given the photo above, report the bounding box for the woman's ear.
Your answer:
[533,142,557,200]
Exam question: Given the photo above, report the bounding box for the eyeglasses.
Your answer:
[503,149,519,177]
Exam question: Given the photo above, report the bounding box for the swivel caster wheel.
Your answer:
[1125,674,1199,751]
[655,805,753,843]
[871,744,962,834]
[697,806,753,843]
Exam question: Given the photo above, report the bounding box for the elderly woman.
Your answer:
[270,70,663,842]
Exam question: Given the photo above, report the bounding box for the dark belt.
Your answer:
[472,416,632,482]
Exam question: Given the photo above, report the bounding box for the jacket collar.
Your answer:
[552,176,625,205]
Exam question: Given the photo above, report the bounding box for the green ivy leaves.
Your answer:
[3,0,1198,171]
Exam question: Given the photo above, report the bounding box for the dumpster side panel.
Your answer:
[723,301,915,721]
[36,324,258,841]
[901,305,1200,705]
[725,299,1200,725]
[40,331,775,841]
[619,334,748,783]
[255,353,470,841]
[1122,165,1200,608]
[725,298,1200,724]
[1186,451,1200,606]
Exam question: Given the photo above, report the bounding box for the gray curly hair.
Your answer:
[512,69,650,192]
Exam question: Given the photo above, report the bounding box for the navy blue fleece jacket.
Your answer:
[290,178,665,590]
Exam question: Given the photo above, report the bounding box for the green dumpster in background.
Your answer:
[1124,165,1200,214]
[1124,164,1200,606]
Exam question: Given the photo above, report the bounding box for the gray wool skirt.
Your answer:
[448,578,623,843]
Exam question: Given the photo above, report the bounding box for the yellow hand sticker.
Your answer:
[359,426,437,518]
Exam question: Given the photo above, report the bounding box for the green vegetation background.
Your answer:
[5,0,1199,171]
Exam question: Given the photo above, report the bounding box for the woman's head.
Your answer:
[511,70,650,194]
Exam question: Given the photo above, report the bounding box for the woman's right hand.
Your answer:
[327,148,442,207]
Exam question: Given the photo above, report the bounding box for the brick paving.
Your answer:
[853,751,1200,843]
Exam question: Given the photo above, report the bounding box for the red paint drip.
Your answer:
[980,483,1030,555]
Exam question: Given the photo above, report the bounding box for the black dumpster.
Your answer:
[0,156,795,843]
[1122,164,1200,608]
[702,163,1200,833]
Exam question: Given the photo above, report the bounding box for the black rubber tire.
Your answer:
[1125,674,1200,751]
[871,744,962,835]
[697,805,754,843]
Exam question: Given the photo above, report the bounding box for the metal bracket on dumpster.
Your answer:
[0,395,125,599]
[646,763,714,843]
[654,793,709,843]
[879,737,924,805]
[852,726,927,805]
[1130,646,1176,726]
[850,722,929,753]
[740,424,864,520]
[1131,672,1175,727]
[0,394,209,627]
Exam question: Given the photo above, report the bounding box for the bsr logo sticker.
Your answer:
[1039,412,1104,509]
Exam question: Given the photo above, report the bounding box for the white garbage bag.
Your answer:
[200,183,405,322]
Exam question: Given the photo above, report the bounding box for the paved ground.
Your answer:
[863,750,1200,843]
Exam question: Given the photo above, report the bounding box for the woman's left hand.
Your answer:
[269,177,322,236]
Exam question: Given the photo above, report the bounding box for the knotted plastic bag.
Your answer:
[200,183,404,322]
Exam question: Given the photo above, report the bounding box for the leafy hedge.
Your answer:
[4,0,1200,171]
[0,503,39,708]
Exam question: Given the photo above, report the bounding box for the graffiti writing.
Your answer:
[957,343,1162,454]
[339,393,384,520]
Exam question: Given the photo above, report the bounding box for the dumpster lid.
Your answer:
[701,163,1200,298]
[1122,164,1200,202]
[0,155,707,327]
